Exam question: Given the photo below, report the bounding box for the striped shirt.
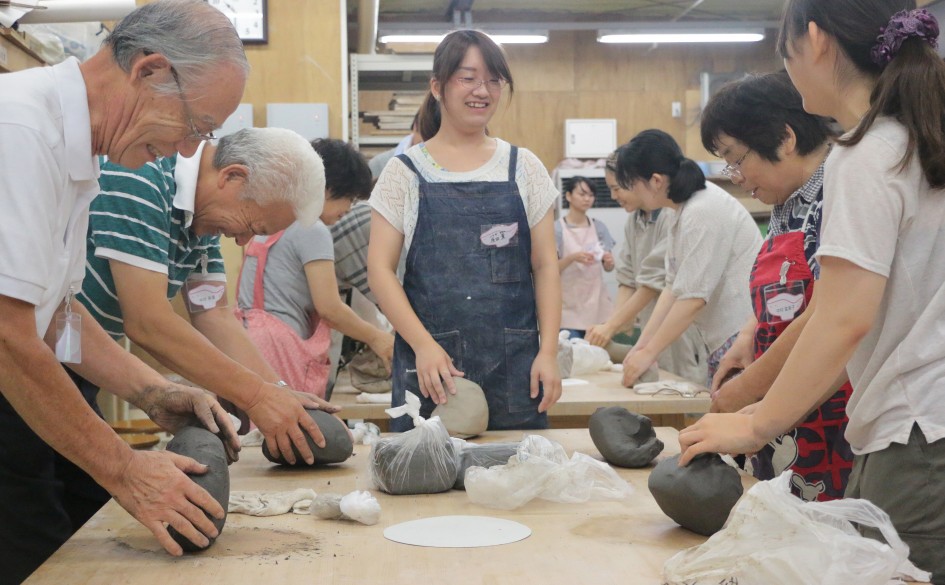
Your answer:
[77,147,225,339]
[330,202,374,303]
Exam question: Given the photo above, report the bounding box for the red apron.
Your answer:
[234,231,332,399]
[747,209,853,502]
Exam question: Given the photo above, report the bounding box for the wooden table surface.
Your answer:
[330,369,710,422]
[27,428,739,585]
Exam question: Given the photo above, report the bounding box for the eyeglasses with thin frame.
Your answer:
[454,75,507,92]
[720,149,751,181]
[170,67,217,142]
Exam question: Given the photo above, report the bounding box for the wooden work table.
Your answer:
[330,369,710,430]
[28,428,736,585]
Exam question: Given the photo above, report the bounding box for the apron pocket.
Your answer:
[490,248,525,284]
[504,328,540,413]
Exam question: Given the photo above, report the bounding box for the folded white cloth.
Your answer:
[633,380,707,398]
[356,392,392,404]
[229,488,316,516]
[239,428,265,447]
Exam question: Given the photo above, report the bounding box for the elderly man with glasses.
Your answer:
[0,1,255,581]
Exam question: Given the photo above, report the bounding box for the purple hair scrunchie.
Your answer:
[871,8,940,67]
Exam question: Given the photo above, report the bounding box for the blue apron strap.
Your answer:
[508,146,518,183]
[395,153,427,184]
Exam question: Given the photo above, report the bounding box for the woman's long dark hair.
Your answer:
[417,30,514,140]
[779,0,945,187]
[616,129,706,204]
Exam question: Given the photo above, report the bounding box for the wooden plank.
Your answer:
[0,30,44,73]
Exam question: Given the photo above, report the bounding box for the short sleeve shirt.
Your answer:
[237,220,335,339]
[0,58,100,336]
[369,139,558,250]
[78,144,224,339]
[767,160,826,278]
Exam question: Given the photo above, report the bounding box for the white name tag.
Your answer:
[183,280,227,313]
[480,223,519,248]
[766,292,805,321]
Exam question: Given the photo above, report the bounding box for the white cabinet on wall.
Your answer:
[349,53,433,151]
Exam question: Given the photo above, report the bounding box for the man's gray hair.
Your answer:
[105,0,249,96]
[213,128,325,226]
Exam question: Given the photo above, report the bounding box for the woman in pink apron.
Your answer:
[699,70,852,501]
[555,177,615,338]
[235,139,394,400]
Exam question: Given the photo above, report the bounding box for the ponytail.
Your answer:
[417,93,441,142]
[615,129,705,204]
[842,40,945,187]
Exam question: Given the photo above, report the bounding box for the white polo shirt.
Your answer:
[0,57,100,335]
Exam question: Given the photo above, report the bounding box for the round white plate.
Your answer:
[383,515,531,548]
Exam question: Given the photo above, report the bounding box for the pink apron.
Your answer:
[559,218,612,330]
[234,231,332,398]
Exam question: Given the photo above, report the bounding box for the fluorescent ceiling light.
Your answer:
[599,31,764,44]
[379,32,548,45]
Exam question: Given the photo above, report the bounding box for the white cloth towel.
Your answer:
[633,380,707,398]
[228,488,316,516]
[356,392,392,404]
[239,428,265,447]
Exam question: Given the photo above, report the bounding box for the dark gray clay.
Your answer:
[165,426,230,552]
[648,453,744,536]
[452,442,519,490]
[262,409,354,466]
[370,435,458,495]
[638,364,659,384]
[589,407,664,468]
[605,341,632,364]
[432,377,489,438]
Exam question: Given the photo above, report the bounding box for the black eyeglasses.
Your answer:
[170,67,217,142]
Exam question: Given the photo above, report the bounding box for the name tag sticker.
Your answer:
[763,281,807,322]
[183,278,227,313]
[480,223,519,248]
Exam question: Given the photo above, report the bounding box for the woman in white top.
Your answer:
[554,176,615,339]
[368,30,562,432]
[679,1,945,579]
[616,129,762,388]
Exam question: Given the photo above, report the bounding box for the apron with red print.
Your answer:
[747,204,853,501]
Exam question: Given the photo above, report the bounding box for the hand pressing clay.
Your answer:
[370,425,458,495]
[588,407,663,468]
[604,341,632,364]
[648,453,744,536]
[262,409,354,466]
[349,350,392,394]
[432,377,489,438]
[165,426,230,552]
[452,442,520,490]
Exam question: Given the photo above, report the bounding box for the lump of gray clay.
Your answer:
[262,409,354,466]
[370,433,458,495]
[605,341,632,364]
[432,377,489,438]
[557,339,573,379]
[452,442,519,490]
[638,364,659,383]
[589,406,664,468]
[165,426,230,552]
[648,453,743,536]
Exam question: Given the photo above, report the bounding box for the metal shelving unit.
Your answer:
[349,53,433,150]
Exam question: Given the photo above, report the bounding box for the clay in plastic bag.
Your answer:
[563,333,611,376]
[465,434,632,510]
[369,393,459,495]
[661,470,931,585]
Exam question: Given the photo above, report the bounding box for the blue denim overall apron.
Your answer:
[389,146,547,432]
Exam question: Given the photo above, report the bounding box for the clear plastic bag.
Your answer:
[662,471,931,585]
[465,434,633,510]
[564,334,611,376]
[369,393,458,495]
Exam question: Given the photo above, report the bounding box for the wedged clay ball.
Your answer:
[638,364,659,384]
[589,407,664,468]
[605,341,632,364]
[370,435,458,495]
[262,409,354,466]
[453,442,519,490]
[648,453,744,536]
[165,426,230,552]
[432,377,489,438]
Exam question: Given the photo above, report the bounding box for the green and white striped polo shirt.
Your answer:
[78,148,225,340]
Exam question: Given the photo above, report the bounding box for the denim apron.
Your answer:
[389,147,547,432]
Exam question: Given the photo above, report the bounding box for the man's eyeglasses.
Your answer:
[170,67,217,142]
[721,149,751,181]
[454,76,506,92]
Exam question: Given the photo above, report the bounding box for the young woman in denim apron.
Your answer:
[367,30,562,432]
[699,71,853,501]
[680,2,945,579]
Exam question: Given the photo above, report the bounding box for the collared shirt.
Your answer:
[0,57,100,335]
[768,159,826,278]
[615,208,671,293]
[330,202,375,302]
[78,144,224,339]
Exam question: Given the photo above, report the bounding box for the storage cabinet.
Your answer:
[349,53,432,151]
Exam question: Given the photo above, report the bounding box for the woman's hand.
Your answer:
[585,323,615,347]
[414,340,464,405]
[368,331,395,373]
[531,351,561,412]
[601,251,615,271]
[621,347,655,387]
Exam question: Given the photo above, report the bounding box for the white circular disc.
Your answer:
[383,515,531,548]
